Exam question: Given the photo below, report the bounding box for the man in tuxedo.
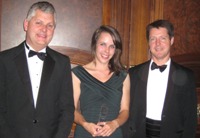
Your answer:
[124,20,197,138]
[0,1,74,138]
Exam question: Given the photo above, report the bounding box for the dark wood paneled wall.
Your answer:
[103,0,131,67]
[129,0,150,66]
[103,0,151,67]
[164,0,200,56]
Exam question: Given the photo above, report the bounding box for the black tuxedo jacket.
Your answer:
[0,41,74,138]
[122,60,197,138]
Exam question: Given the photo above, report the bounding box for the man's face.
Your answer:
[24,9,55,51]
[148,27,174,63]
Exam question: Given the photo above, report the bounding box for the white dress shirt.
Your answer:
[146,59,171,120]
[25,44,46,108]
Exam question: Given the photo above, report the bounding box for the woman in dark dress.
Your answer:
[72,25,130,138]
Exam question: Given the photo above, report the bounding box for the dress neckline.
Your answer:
[79,65,115,84]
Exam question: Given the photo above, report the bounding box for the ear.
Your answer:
[170,37,174,45]
[23,19,28,31]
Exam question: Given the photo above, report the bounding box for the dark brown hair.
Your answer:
[91,25,125,75]
[146,19,174,41]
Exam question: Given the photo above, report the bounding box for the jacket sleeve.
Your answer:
[183,70,197,138]
[54,57,75,138]
[0,57,15,138]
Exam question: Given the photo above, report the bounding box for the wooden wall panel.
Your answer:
[164,0,200,56]
[103,0,131,67]
[1,0,102,52]
[129,0,150,66]
[149,0,164,22]
[103,0,150,67]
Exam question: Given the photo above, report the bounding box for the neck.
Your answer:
[92,60,110,71]
[152,57,170,66]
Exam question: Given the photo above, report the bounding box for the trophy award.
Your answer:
[98,104,109,127]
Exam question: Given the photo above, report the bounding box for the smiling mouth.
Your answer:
[37,33,47,38]
[102,54,109,59]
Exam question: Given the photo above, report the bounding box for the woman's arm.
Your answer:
[72,72,102,136]
[115,74,130,126]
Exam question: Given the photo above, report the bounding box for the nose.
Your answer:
[155,38,161,45]
[41,24,47,32]
[105,46,110,53]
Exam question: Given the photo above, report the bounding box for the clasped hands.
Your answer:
[84,120,119,137]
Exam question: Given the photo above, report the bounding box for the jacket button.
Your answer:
[33,119,38,124]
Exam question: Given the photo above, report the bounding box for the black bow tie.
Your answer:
[151,62,167,72]
[25,43,47,61]
[28,50,47,61]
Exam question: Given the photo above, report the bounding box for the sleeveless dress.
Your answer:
[72,66,127,138]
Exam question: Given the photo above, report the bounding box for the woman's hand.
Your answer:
[96,120,119,137]
[83,122,103,137]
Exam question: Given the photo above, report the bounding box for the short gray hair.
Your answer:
[26,1,56,24]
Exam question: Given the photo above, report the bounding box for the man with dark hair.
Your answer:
[0,1,74,138]
[123,19,197,138]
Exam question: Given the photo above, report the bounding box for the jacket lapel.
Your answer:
[162,61,176,115]
[140,61,150,118]
[36,48,55,108]
[14,43,34,107]
[132,61,150,130]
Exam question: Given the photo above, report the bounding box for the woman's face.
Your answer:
[95,32,116,65]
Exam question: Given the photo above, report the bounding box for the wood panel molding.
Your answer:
[50,46,92,66]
